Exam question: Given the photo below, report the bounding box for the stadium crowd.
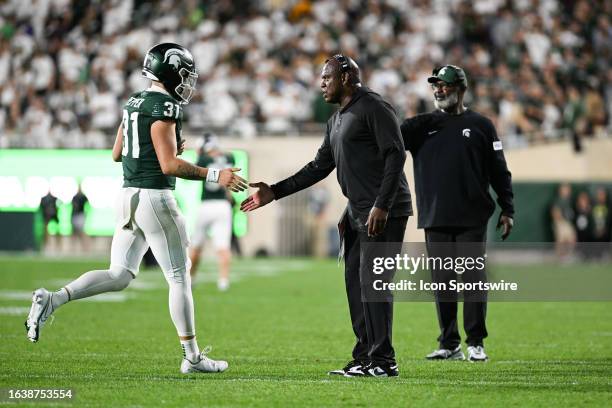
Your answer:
[0,0,610,148]
[551,183,612,258]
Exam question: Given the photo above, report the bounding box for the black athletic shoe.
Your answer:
[344,361,399,378]
[328,359,365,376]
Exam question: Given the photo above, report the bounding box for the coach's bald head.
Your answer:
[320,54,361,105]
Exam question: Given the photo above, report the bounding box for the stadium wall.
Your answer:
[2,137,610,256]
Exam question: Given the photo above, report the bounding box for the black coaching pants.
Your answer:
[342,212,408,364]
[425,225,488,349]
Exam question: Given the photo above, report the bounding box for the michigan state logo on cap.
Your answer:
[428,65,468,88]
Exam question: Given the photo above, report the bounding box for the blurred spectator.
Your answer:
[0,0,610,147]
[591,187,611,243]
[71,185,90,252]
[563,87,587,152]
[574,191,592,243]
[89,82,118,131]
[584,83,607,137]
[308,186,330,258]
[551,183,576,258]
[23,97,54,147]
[39,189,59,250]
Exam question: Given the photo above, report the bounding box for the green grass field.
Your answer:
[1,256,611,407]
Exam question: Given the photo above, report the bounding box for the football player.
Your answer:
[25,43,248,374]
[189,133,235,291]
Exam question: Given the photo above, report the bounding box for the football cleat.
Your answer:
[467,345,488,362]
[344,361,399,378]
[328,359,365,376]
[426,345,466,360]
[180,349,228,374]
[217,278,229,292]
[25,288,54,343]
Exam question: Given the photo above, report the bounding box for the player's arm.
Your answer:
[484,119,515,239]
[400,113,432,153]
[370,102,406,211]
[241,126,335,212]
[270,125,336,199]
[151,120,248,191]
[112,125,123,162]
[367,101,406,236]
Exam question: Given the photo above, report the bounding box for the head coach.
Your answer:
[241,54,413,377]
[400,65,515,362]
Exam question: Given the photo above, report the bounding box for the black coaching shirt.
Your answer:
[400,109,514,229]
[271,86,413,218]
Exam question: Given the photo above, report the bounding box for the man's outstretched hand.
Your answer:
[240,182,275,212]
[219,168,249,192]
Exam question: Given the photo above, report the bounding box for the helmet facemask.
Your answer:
[175,67,198,104]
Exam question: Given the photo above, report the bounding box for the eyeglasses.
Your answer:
[430,82,456,90]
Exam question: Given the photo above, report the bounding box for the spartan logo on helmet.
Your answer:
[142,43,198,104]
[164,48,194,70]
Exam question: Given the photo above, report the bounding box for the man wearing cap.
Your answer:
[189,133,236,291]
[241,54,412,377]
[400,65,515,362]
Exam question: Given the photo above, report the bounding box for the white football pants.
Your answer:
[190,199,233,250]
[66,187,195,337]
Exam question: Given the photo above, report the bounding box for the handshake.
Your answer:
[206,170,276,211]
[208,168,249,193]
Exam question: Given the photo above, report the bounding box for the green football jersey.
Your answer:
[197,152,235,200]
[120,89,183,189]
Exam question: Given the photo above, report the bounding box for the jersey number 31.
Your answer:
[121,109,139,158]
[121,102,179,159]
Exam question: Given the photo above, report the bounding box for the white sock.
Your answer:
[164,267,197,361]
[167,276,196,339]
[181,338,200,362]
[51,288,70,309]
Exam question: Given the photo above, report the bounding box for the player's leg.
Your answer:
[42,219,50,247]
[66,226,147,301]
[343,217,407,378]
[456,226,489,361]
[25,221,148,343]
[188,203,208,281]
[137,189,227,373]
[328,212,369,376]
[424,228,463,360]
[211,201,233,291]
[337,214,370,375]
[188,245,202,281]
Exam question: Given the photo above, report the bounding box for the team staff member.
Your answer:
[71,184,89,251]
[400,65,514,362]
[190,132,235,291]
[39,190,59,249]
[241,54,412,377]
